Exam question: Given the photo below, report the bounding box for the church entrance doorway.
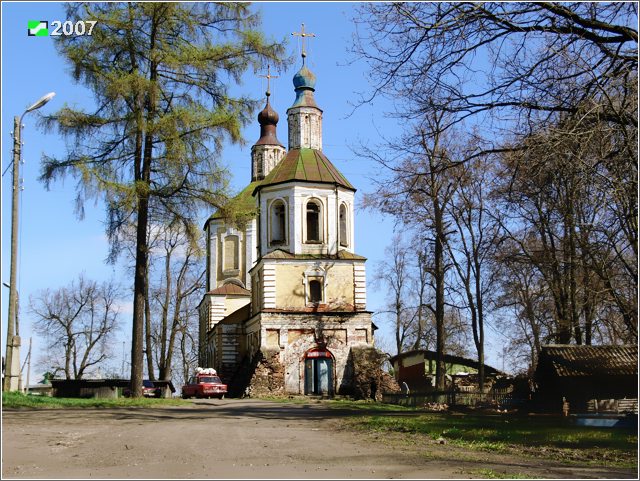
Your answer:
[304,349,333,395]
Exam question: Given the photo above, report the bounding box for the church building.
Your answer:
[198,37,382,397]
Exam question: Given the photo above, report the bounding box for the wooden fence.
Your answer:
[382,387,524,408]
[587,398,638,414]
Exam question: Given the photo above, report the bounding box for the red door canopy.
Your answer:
[305,348,332,359]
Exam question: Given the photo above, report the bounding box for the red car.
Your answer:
[181,370,227,399]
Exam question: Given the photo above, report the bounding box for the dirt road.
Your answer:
[2,399,636,479]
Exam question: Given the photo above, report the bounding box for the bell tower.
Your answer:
[251,66,286,181]
[287,24,323,151]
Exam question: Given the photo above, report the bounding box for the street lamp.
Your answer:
[3,92,55,392]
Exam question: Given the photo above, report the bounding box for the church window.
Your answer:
[309,279,323,304]
[339,203,348,247]
[304,264,325,306]
[256,153,263,178]
[306,199,322,243]
[304,115,311,146]
[223,235,239,271]
[270,200,287,245]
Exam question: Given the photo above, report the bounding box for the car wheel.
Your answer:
[219,394,225,400]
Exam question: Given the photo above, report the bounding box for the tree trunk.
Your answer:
[145,285,155,381]
[434,201,446,390]
[131,194,149,396]
[130,19,158,398]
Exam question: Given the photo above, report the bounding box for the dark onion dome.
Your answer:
[258,96,279,125]
[255,94,284,147]
[290,65,319,109]
[253,148,355,195]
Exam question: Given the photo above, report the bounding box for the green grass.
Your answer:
[470,468,536,479]
[325,398,417,412]
[258,397,635,466]
[257,395,417,412]
[348,412,637,466]
[2,391,187,409]
[355,413,636,449]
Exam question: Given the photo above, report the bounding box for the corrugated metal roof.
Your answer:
[262,248,366,261]
[539,345,638,377]
[206,284,251,296]
[254,148,355,193]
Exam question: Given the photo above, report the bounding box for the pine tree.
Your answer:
[40,2,285,397]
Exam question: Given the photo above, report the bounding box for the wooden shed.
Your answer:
[389,349,502,393]
[51,379,130,399]
[533,344,638,414]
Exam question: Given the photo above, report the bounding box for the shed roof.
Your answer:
[537,344,638,378]
[254,148,355,194]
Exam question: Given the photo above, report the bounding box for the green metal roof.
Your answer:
[254,148,355,194]
[205,180,261,226]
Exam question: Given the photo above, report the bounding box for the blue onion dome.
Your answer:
[293,65,316,91]
[291,65,319,109]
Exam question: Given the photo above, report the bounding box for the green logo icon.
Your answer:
[28,20,48,36]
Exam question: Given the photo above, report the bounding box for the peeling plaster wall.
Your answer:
[252,311,373,394]
[274,262,356,309]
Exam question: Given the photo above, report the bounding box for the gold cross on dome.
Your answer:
[292,23,316,63]
[258,65,279,97]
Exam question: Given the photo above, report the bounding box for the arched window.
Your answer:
[223,235,239,271]
[306,200,322,243]
[309,279,322,304]
[339,203,348,247]
[256,153,263,178]
[270,200,286,245]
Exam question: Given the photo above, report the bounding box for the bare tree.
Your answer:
[446,154,500,391]
[410,248,434,351]
[494,246,555,375]
[352,3,637,133]
[495,110,637,345]
[353,2,637,381]
[30,275,121,379]
[174,289,201,388]
[372,236,413,355]
[148,221,205,383]
[363,111,460,389]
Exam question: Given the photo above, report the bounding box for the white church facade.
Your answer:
[197,44,385,397]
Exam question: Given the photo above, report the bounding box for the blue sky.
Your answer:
[2,2,509,382]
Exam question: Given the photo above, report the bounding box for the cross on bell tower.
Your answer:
[292,23,316,65]
[258,64,279,98]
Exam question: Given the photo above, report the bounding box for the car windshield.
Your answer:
[143,380,154,388]
[199,376,221,383]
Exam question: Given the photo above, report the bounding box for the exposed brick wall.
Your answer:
[349,347,401,401]
[247,349,285,396]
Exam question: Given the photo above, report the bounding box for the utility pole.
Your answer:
[4,92,55,392]
[4,116,23,392]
